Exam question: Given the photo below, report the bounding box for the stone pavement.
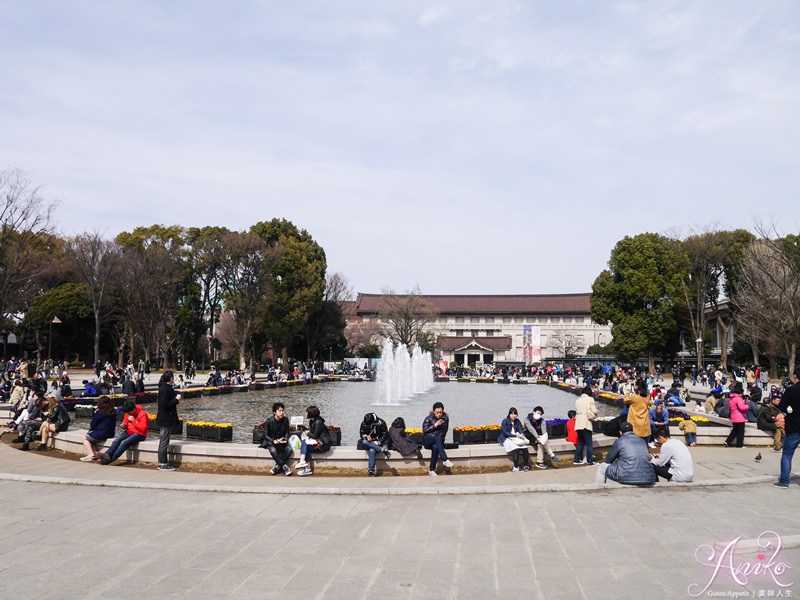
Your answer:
[1,439,799,599]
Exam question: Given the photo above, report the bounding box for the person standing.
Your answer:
[156,370,181,471]
[573,386,597,465]
[723,382,749,448]
[625,379,651,440]
[775,366,800,489]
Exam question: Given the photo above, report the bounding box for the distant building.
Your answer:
[350,293,612,367]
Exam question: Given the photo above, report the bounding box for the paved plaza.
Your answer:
[1,438,798,599]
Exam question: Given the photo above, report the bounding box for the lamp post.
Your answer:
[695,337,704,371]
[48,316,62,361]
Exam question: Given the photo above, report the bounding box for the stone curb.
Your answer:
[0,470,779,496]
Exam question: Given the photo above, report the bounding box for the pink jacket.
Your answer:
[728,393,749,423]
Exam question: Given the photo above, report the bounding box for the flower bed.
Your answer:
[203,387,220,396]
[405,428,424,444]
[453,426,484,444]
[180,389,202,399]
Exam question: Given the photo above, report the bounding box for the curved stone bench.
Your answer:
[51,429,617,473]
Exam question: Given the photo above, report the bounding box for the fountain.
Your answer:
[376,338,433,405]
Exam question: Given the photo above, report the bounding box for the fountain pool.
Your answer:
[100,381,618,445]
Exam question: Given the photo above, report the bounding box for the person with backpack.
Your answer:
[388,417,422,459]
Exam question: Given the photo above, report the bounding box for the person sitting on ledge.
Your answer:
[358,412,391,477]
[422,401,453,476]
[388,417,423,460]
[595,421,657,486]
[295,405,332,476]
[650,428,694,482]
[81,396,117,461]
[36,395,70,451]
[499,407,530,472]
[261,402,292,476]
[99,400,148,465]
[523,405,559,469]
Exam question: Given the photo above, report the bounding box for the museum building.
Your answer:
[351,293,613,367]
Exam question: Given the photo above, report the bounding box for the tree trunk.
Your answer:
[648,347,656,375]
[790,342,797,381]
[768,354,778,379]
[239,343,246,371]
[718,319,732,371]
[94,311,101,364]
[129,330,135,365]
[282,347,289,373]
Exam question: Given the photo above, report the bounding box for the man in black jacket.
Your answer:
[261,402,292,476]
[775,366,800,488]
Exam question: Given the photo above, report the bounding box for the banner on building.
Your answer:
[523,325,542,364]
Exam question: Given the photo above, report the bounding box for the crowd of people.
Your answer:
[4,352,800,489]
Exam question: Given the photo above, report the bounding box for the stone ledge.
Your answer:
[51,429,616,471]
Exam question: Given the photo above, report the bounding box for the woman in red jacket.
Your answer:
[724,382,749,448]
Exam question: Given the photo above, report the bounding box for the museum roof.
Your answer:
[437,336,513,351]
[354,293,592,315]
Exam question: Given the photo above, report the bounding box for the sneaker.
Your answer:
[773,482,789,489]
[723,441,730,448]
[572,459,586,465]
[11,436,24,444]
[442,459,454,468]
[297,467,313,476]
[295,460,308,469]
[79,455,95,462]
[512,466,520,472]
[648,442,657,449]
[550,454,560,463]
[99,454,111,465]
[522,466,530,472]
[282,464,292,476]
[586,462,596,466]
[368,471,375,477]
[535,462,548,469]
[429,470,438,477]
[771,448,782,453]
[270,465,280,475]
[157,464,177,471]
[35,444,48,452]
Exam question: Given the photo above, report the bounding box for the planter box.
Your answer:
[180,389,202,399]
[219,386,233,395]
[149,421,184,435]
[327,429,342,446]
[453,430,483,445]
[186,423,204,438]
[205,388,220,396]
[202,427,233,442]
[546,423,567,438]
[409,432,424,445]
[74,406,95,418]
[483,429,501,444]
[253,427,265,445]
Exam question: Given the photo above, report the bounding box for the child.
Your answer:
[566,409,578,445]
[678,415,697,447]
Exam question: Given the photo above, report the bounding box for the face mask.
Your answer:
[533,412,542,421]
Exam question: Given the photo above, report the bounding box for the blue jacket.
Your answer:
[604,432,656,485]
[498,416,524,444]
[88,411,116,441]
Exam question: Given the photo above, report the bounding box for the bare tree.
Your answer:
[379,286,439,349]
[549,331,581,360]
[66,232,120,364]
[0,167,57,324]
[733,233,800,376]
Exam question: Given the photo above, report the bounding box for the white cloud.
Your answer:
[1,1,799,295]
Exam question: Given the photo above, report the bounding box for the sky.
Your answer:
[2,1,799,297]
